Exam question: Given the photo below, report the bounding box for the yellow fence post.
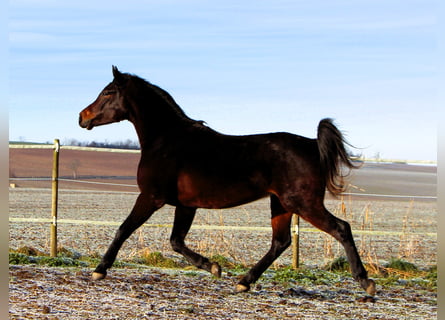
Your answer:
[292,213,300,269]
[50,139,60,257]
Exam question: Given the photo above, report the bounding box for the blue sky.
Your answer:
[9,0,437,160]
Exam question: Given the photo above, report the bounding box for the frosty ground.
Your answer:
[9,188,437,319]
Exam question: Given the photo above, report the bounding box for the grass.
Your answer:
[9,252,89,267]
[9,246,437,291]
[266,266,339,287]
[385,257,418,272]
[324,256,350,272]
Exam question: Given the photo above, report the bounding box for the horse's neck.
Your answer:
[128,101,189,150]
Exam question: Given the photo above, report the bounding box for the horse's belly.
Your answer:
[177,172,267,209]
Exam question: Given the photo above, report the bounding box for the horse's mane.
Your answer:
[127,73,206,128]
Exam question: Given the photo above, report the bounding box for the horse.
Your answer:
[79,66,376,296]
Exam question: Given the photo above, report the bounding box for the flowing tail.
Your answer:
[317,118,360,196]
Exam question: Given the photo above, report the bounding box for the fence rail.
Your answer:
[9,143,141,153]
[9,217,437,238]
[9,177,437,200]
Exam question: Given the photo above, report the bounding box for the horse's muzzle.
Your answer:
[79,115,93,130]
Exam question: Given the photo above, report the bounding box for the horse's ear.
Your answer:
[112,65,126,87]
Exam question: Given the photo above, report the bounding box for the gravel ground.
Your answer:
[9,188,437,319]
[9,265,437,320]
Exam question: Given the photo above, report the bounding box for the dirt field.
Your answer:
[9,146,437,196]
[9,147,437,319]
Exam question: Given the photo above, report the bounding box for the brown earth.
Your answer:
[8,146,437,196]
[9,147,140,192]
[9,147,139,178]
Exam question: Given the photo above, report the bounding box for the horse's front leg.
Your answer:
[92,193,163,280]
[170,205,222,277]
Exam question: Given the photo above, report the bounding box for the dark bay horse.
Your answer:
[79,66,376,296]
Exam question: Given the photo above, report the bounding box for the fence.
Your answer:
[9,141,437,268]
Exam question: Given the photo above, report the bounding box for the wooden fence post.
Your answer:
[50,139,60,257]
[292,213,300,269]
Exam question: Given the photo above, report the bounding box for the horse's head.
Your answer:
[79,66,129,130]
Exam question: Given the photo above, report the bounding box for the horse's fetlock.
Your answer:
[360,278,376,296]
[170,238,184,253]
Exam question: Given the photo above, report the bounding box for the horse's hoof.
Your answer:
[235,283,250,293]
[211,263,222,278]
[92,272,106,281]
[366,279,376,296]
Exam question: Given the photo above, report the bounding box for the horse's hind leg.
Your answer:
[170,205,222,277]
[92,193,162,280]
[296,202,376,295]
[236,195,293,292]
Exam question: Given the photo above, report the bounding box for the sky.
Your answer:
[8,0,437,161]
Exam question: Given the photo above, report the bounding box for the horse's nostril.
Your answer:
[79,114,90,128]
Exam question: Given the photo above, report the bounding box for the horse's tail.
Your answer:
[317,118,360,196]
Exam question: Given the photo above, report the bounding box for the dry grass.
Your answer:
[9,188,436,272]
[317,195,436,270]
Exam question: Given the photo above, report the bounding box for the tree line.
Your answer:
[62,138,140,150]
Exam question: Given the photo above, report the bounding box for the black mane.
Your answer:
[126,72,206,128]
